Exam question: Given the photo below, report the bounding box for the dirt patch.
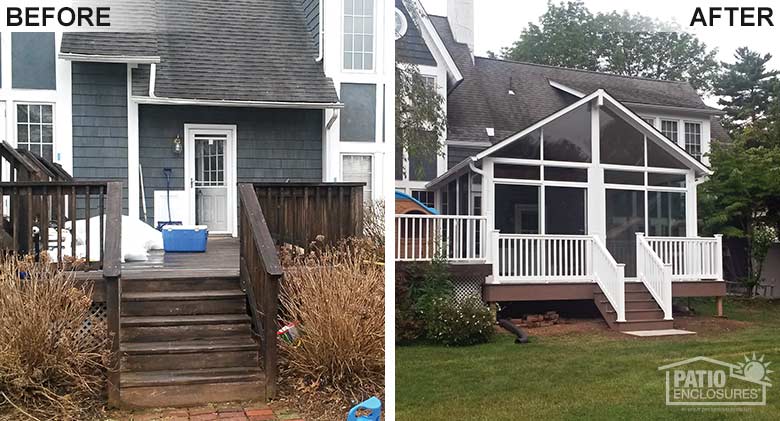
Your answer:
[498,318,611,337]
[672,315,751,334]
[276,380,384,421]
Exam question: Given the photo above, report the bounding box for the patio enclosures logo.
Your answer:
[659,355,773,406]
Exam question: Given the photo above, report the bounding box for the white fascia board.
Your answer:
[425,156,475,190]
[548,80,586,98]
[58,53,161,64]
[131,96,344,110]
[623,101,725,116]
[408,0,463,83]
[602,93,712,175]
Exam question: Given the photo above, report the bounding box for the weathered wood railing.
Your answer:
[253,183,364,246]
[101,182,123,406]
[395,214,488,261]
[238,184,284,399]
[0,181,115,269]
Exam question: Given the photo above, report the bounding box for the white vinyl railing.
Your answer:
[645,235,723,280]
[636,234,673,320]
[395,215,488,262]
[591,236,626,323]
[495,234,591,281]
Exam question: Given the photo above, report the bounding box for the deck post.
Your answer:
[103,182,123,407]
[714,234,724,281]
[716,296,724,317]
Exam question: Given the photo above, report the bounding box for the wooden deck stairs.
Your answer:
[594,283,674,332]
[117,273,265,408]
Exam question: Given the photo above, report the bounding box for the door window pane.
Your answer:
[342,155,373,199]
[546,187,587,235]
[606,189,645,277]
[648,191,686,237]
[16,103,54,161]
[495,184,539,234]
[543,104,591,162]
[600,107,644,166]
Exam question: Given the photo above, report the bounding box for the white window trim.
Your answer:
[342,0,377,73]
[683,120,703,159]
[660,119,679,143]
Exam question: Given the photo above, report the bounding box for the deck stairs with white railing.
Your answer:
[395,215,723,332]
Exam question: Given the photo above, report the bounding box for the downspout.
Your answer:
[316,0,324,62]
[469,159,484,176]
[149,63,157,98]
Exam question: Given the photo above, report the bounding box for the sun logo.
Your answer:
[734,353,773,384]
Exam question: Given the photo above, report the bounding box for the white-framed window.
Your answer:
[395,8,408,40]
[16,103,54,161]
[342,154,373,199]
[642,116,656,127]
[343,0,375,71]
[684,122,702,160]
[411,190,435,208]
[660,120,678,143]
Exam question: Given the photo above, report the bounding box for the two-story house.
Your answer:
[395,0,731,333]
[2,0,393,237]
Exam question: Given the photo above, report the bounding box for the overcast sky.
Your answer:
[420,0,780,69]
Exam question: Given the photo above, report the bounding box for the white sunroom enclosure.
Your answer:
[397,90,723,322]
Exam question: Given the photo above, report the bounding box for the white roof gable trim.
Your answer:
[427,89,711,189]
[406,0,463,83]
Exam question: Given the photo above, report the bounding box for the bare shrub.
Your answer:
[0,256,109,420]
[363,199,385,253]
[279,238,384,405]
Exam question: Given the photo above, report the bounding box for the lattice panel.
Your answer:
[78,302,108,348]
[452,276,484,301]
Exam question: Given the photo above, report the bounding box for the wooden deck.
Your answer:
[75,236,239,283]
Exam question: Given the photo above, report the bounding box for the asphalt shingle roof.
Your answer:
[429,15,721,145]
[62,0,338,104]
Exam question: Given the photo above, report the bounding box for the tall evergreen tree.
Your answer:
[714,47,779,135]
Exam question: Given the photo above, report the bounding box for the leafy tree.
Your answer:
[502,1,720,92]
[395,63,446,177]
[714,47,779,134]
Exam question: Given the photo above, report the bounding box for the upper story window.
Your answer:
[661,120,678,143]
[642,117,656,127]
[17,104,54,161]
[685,122,702,160]
[344,0,375,71]
[11,33,56,90]
[395,8,408,40]
[342,154,373,199]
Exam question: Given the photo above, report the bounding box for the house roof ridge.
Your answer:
[475,56,692,85]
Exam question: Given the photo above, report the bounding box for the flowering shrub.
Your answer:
[425,295,495,346]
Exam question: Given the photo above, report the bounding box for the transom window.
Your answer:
[344,0,375,71]
[661,120,678,143]
[394,8,408,40]
[685,122,702,160]
[17,104,54,161]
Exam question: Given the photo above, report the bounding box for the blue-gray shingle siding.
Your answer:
[138,105,323,222]
[300,0,320,54]
[71,62,129,213]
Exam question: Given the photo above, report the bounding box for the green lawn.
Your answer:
[396,298,780,420]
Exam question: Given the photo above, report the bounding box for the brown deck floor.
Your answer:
[75,236,239,281]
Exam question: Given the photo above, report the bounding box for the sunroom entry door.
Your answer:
[185,126,236,235]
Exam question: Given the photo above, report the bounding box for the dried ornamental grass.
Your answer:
[279,239,384,403]
[0,255,109,420]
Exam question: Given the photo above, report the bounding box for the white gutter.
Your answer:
[131,95,344,110]
[59,53,161,64]
[148,63,157,98]
[623,102,726,116]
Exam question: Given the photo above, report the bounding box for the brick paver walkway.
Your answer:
[125,404,304,421]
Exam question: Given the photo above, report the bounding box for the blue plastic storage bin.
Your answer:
[162,225,208,252]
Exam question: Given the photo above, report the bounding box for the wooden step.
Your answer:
[119,367,265,408]
[121,314,252,342]
[607,308,665,321]
[615,319,675,332]
[121,290,246,316]
[624,282,650,293]
[599,299,659,311]
[121,338,257,355]
[122,275,240,293]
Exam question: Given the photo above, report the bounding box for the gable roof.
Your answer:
[395,0,436,66]
[61,0,339,106]
[429,15,723,145]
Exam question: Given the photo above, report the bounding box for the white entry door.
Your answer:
[184,125,237,235]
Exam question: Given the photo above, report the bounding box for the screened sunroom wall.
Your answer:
[437,168,482,216]
[483,100,699,277]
